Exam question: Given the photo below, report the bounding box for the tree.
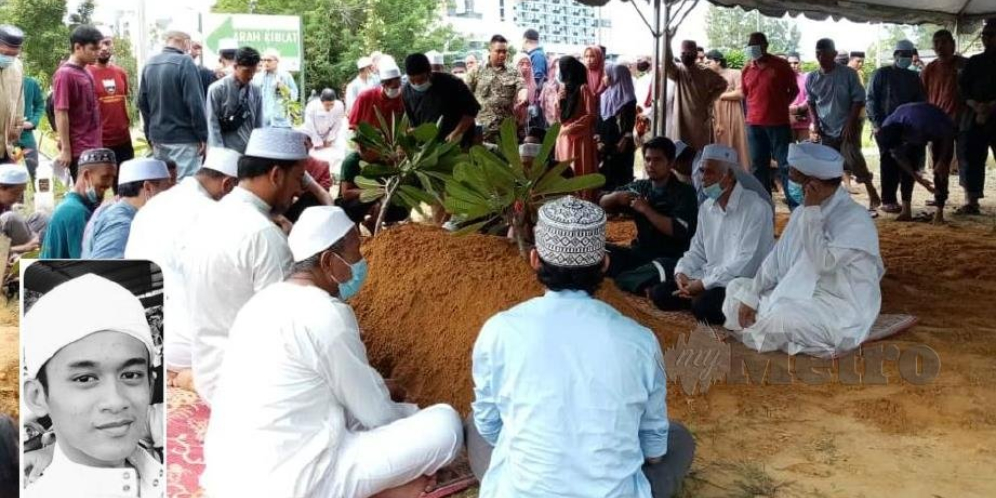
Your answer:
[705,5,801,55]
[0,0,69,87]
[68,0,96,29]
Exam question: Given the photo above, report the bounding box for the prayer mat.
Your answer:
[426,456,477,497]
[167,388,209,498]
[865,314,918,342]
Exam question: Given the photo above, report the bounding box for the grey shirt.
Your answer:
[206,74,264,154]
[806,64,865,139]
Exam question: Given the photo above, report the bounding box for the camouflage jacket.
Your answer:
[467,62,525,131]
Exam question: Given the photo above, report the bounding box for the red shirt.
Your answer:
[348,87,404,130]
[86,64,131,147]
[304,156,333,190]
[741,55,798,126]
[52,62,102,159]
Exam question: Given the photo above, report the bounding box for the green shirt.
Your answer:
[40,192,94,259]
[19,76,45,150]
[616,177,699,259]
[341,151,362,184]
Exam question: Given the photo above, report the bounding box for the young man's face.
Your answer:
[787,56,801,73]
[643,147,673,182]
[271,162,307,215]
[28,332,151,467]
[489,42,508,67]
[76,42,101,65]
[848,57,864,70]
[97,38,114,64]
[0,184,26,207]
[233,63,257,85]
[933,36,955,59]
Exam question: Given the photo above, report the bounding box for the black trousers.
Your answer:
[650,281,727,325]
[878,138,924,204]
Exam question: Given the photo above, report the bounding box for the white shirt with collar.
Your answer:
[675,182,775,289]
[182,186,293,404]
[27,443,164,498]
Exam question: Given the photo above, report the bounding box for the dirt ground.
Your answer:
[0,300,18,420]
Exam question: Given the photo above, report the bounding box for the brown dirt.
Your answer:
[0,300,18,419]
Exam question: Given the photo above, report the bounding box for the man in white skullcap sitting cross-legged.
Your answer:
[203,206,463,498]
[0,163,48,254]
[722,142,884,358]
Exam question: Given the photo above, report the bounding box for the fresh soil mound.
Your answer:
[355,224,695,412]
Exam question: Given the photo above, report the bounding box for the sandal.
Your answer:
[954,204,981,215]
[867,209,880,219]
[880,203,902,214]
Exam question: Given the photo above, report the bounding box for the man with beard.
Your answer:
[87,32,134,179]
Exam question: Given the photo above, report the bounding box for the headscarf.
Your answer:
[559,56,588,123]
[600,63,636,120]
[584,45,607,96]
[540,56,562,125]
[513,53,537,104]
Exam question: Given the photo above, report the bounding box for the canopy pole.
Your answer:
[651,0,662,136]
[657,1,671,138]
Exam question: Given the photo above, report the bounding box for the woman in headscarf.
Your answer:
[597,63,638,190]
[704,50,750,170]
[556,56,599,200]
[583,45,607,96]
[540,55,562,126]
[512,53,538,131]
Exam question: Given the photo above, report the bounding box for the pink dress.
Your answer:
[556,85,599,200]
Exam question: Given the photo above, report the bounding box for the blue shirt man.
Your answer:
[253,49,299,128]
[82,158,172,258]
[469,196,695,498]
[522,29,548,85]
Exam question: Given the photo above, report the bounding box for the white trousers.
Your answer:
[331,404,464,498]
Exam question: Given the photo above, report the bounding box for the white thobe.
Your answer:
[125,177,216,370]
[183,186,293,404]
[722,187,883,358]
[674,183,774,289]
[26,443,164,498]
[302,99,348,177]
[202,283,462,498]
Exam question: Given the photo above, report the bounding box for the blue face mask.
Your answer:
[703,181,725,201]
[85,182,100,205]
[333,254,368,300]
[895,57,913,69]
[411,81,432,93]
[787,180,805,205]
[0,54,14,69]
[745,45,763,61]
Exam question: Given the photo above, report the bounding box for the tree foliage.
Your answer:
[0,0,69,87]
[705,5,801,55]
[68,0,96,29]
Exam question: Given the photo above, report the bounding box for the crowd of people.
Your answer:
[0,15,994,498]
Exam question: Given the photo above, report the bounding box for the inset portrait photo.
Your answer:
[21,260,164,497]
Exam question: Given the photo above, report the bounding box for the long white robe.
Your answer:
[125,177,216,370]
[301,99,347,178]
[722,187,883,358]
[26,443,163,498]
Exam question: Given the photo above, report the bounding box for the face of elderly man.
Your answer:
[700,158,734,191]
[26,331,152,466]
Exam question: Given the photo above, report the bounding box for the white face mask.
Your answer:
[384,87,401,99]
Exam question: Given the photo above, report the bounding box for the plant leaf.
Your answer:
[452,218,494,237]
[360,162,400,177]
[530,122,560,182]
[354,176,385,190]
[359,188,385,203]
[531,161,573,194]
[412,122,440,142]
[399,184,438,206]
[498,118,522,174]
[536,173,606,197]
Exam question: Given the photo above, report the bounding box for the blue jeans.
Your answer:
[153,143,201,181]
[747,125,795,209]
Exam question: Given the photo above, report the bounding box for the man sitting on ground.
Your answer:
[0,163,48,254]
[649,145,774,324]
[469,196,695,498]
[599,136,698,295]
[722,142,883,358]
[83,158,172,259]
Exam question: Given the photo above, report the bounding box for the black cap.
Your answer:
[523,28,540,41]
[704,49,724,61]
[0,25,24,49]
[849,51,865,58]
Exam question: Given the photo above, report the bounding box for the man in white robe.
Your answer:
[124,147,241,390]
[722,142,883,358]
[183,128,309,404]
[302,88,346,170]
[203,206,462,498]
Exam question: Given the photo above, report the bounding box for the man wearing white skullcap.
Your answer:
[648,144,774,324]
[426,50,445,72]
[40,148,118,259]
[22,273,163,497]
[722,142,884,358]
[82,158,172,259]
[203,206,463,498]
[345,56,379,113]
[0,163,49,254]
[469,196,695,498]
[125,148,242,388]
[349,56,405,131]
[252,48,298,128]
[182,127,308,403]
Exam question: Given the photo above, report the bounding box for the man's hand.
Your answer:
[738,303,757,329]
[684,279,705,298]
[913,171,936,193]
[630,196,651,215]
[803,180,836,207]
[22,121,34,131]
[841,121,857,142]
[56,148,72,167]
[674,272,690,292]
[198,142,207,158]
[272,214,293,235]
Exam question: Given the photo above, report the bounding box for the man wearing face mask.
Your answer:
[741,32,800,207]
[0,25,25,164]
[203,206,463,498]
[82,158,173,258]
[40,148,118,259]
[348,56,405,131]
[649,145,774,324]
[866,39,926,217]
[182,127,307,405]
[403,53,481,147]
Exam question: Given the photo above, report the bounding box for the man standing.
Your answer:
[465,53,479,74]
[204,206,463,498]
[345,57,377,114]
[722,143,883,358]
[806,38,881,214]
[649,144,774,324]
[663,38,727,152]
[786,52,811,142]
[957,19,996,215]
[138,31,208,180]
[0,25,24,164]
[403,53,480,146]
[867,39,926,216]
[348,57,405,131]
[253,48,299,128]
[19,75,44,183]
[190,35,218,96]
[87,33,134,178]
[82,158,172,259]
[183,127,307,404]
[848,51,866,83]
[426,51,446,73]
[206,47,263,154]
[921,30,967,206]
[39,148,117,259]
[522,29,548,87]
[0,163,47,254]
[469,196,696,498]
[741,32,800,206]
[467,35,527,143]
[52,25,103,182]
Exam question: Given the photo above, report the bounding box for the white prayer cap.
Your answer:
[288,206,355,262]
[0,163,29,185]
[98,25,115,39]
[202,147,242,178]
[700,144,738,170]
[118,158,170,186]
[519,143,542,159]
[378,56,401,80]
[245,128,309,161]
[23,274,156,380]
[219,38,239,51]
[263,48,281,61]
[535,196,606,267]
[370,51,384,61]
[674,140,689,159]
[788,142,844,179]
[357,56,373,69]
[426,51,444,65]
[894,39,915,52]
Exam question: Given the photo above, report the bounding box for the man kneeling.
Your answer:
[203,207,462,498]
[722,143,884,358]
[649,144,774,324]
[469,196,695,498]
